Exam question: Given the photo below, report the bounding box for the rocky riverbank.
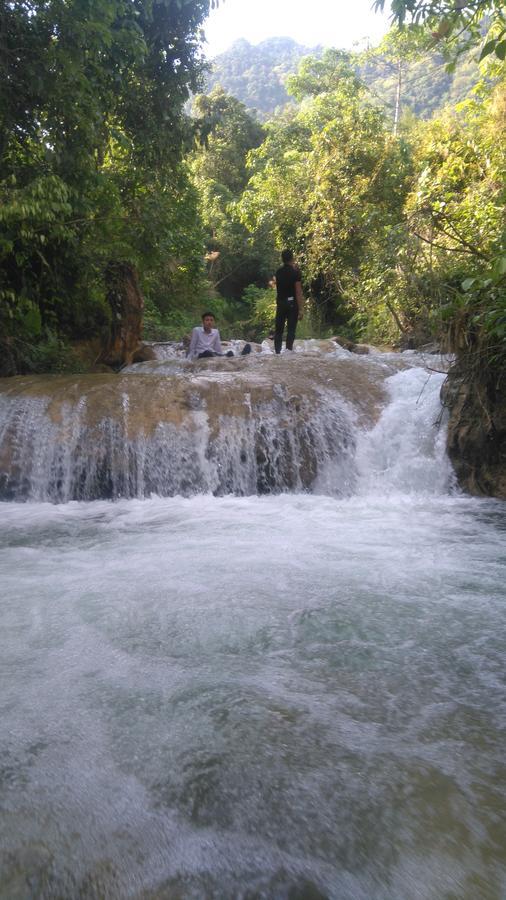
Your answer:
[443,357,506,500]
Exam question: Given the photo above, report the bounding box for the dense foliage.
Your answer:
[206,35,480,123]
[237,51,409,334]
[200,33,505,363]
[374,0,506,62]
[1,0,212,372]
[1,1,504,375]
[191,88,271,296]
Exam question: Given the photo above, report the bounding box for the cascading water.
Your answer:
[1,346,505,900]
[356,365,454,496]
[0,350,387,502]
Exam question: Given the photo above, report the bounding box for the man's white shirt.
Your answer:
[187,326,223,359]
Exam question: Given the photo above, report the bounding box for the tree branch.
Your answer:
[434,213,490,260]
[411,230,484,256]
[385,299,407,333]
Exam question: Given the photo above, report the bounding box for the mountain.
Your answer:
[205,37,318,119]
[205,36,481,122]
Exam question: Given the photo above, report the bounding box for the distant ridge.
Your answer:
[205,37,320,119]
[205,36,480,122]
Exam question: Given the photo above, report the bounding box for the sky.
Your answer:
[202,0,393,58]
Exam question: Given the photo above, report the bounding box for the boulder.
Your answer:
[131,343,157,363]
[330,336,371,354]
[443,361,506,499]
[350,344,370,355]
[418,342,441,355]
[331,335,355,352]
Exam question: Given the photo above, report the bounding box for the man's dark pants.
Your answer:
[274,299,298,353]
[197,346,251,359]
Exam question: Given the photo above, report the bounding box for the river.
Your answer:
[1,352,505,899]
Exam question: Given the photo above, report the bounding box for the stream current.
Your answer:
[1,349,505,899]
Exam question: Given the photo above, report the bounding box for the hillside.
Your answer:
[361,49,480,120]
[205,37,316,119]
[205,36,481,122]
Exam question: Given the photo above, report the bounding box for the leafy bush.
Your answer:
[242,285,277,338]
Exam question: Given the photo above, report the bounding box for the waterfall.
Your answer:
[356,366,454,496]
[0,348,425,503]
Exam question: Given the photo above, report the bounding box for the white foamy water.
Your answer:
[1,359,505,899]
[356,367,454,496]
[0,350,387,502]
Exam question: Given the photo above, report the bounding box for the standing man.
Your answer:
[274,249,304,354]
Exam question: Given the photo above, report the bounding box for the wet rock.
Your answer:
[131,343,157,364]
[398,329,433,351]
[0,339,17,377]
[350,343,370,355]
[331,335,355,352]
[0,843,54,900]
[443,362,506,499]
[330,337,372,355]
[418,341,441,355]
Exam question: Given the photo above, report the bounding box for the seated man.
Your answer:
[187,312,251,360]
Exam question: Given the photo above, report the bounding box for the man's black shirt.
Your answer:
[275,263,301,302]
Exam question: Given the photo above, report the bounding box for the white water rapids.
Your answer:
[1,352,505,899]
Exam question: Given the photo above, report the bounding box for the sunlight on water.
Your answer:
[1,354,505,898]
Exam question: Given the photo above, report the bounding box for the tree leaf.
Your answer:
[494,40,506,61]
[479,39,497,61]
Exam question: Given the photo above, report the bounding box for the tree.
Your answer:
[191,87,272,300]
[360,26,437,132]
[0,0,212,372]
[240,51,412,331]
[406,79,506,355]
[373,0,506,62]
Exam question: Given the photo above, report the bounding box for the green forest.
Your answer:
[206,34,480,121]
[1,0,505,382]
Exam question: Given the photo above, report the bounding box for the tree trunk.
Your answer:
[100,262,144,368]
[393,59,402,136]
